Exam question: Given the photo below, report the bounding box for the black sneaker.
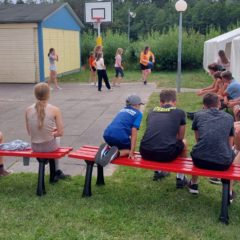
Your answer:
[209,178,222,185]
[97,146,119,167]
[95,143,109,165]
[176,176,188,188]
[188,181,199,194]
[153,171,170,181]
[55,170,71,180]
[186,112,195,121]
[230,191,236,204]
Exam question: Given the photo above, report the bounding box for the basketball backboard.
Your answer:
[85,1,112,23]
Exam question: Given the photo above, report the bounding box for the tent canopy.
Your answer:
[203,28,240,71]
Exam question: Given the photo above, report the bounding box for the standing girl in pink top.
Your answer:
[113,48,124,87]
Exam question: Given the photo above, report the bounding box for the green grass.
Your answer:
[1,92,240,240]
[59,69,212,89]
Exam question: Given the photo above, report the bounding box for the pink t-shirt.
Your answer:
[114,54,122,68]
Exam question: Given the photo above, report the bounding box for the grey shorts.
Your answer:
[31,138,59,152]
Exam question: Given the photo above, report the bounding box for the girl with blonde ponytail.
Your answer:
[25,82,69,180]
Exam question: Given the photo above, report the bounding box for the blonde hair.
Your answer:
[116,48,123,56]
[34,83,50,129]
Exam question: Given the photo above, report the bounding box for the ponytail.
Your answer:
[35,100,45,129]
[34,83,50,129]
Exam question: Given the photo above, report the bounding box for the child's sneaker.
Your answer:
[98,146,119,167]
[153,171,170,181]
[230,191,236,204]
[209,178,222,185]
[176,176,188,188]
[188,181,199,194]
[0,169,13,177]
[95,143,109,165]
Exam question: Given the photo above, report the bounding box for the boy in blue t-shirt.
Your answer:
[95,95,143,167]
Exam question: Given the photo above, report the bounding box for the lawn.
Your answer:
[1,92,240,240]
[59,69,212,89]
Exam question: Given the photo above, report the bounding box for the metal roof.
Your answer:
[0,3,84,28]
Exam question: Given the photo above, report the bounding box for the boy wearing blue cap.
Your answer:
[95,95,143,167]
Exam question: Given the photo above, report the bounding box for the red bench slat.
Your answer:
[68,146,240,181]
[0,147,73,158]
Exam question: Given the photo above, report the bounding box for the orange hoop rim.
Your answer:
[92,17,104,23]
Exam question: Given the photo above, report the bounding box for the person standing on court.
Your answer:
[140,46,155,85]
[95,52,111,92]
[48,48,62,90]
[113,48,124,87]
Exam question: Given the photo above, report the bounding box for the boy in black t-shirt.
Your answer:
[189,93,234,195]
[140,89,187,188]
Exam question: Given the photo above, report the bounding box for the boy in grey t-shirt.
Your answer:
[189,93,234,194]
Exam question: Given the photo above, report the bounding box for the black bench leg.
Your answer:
[36,158,46,196]
[82,161,94,197]
[96,164,105,186]
[219,179,230,224]
[49,159,56,184]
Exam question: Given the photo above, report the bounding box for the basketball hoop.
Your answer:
[92,17,103,29]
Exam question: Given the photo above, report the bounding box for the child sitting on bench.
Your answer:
[25,83,69,181]
[140,89,187,188]
[189,93,235,197]
[95,95,143,167]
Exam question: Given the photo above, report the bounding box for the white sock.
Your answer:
[177,173,184,180]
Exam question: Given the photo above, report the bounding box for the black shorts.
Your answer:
[140,64,150,70]
[115,67,124,77]
[140,140,184,162]
[90,66,96,72]
[191,155,234,171]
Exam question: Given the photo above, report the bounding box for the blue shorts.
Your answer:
[103,135,130,150]
[115,67,124,78]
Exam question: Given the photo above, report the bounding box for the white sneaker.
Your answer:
[56,86,62,90]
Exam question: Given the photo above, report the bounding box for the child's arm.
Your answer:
[194,130,199,142]
[177,125,186,140]
[129,127,138,159]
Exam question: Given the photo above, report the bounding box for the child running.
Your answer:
[113,48,124,87]
[140,46,155,85]
[88,52,97,86]
[95,95,143,167]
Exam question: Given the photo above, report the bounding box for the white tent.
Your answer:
[203,28,240,71]
[231,36,240,82]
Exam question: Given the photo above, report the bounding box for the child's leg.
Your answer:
[97,70,103,91]
[102,70,111,90]
[48,71,53,86]
[53,71,60,88]
[177,139,187,180]
[93,71,97,85]
[119,149,130,157]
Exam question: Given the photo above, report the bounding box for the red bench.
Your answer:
[0,147,72,196]
[69,145,240,225]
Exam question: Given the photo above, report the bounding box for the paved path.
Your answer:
[0,83,156,176]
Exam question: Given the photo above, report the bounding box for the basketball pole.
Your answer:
[96,22,103,46]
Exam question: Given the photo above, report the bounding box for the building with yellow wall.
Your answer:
[0,3,84,83]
